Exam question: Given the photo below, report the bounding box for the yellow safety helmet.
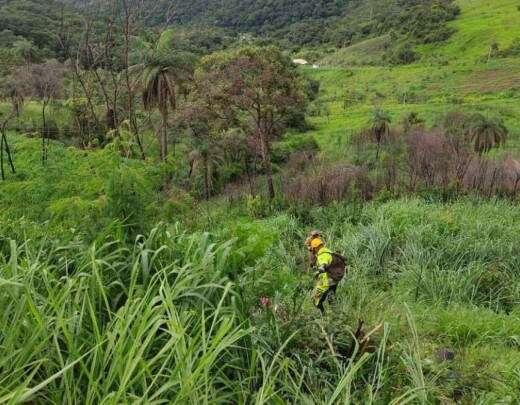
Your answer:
[310,238,324,250]
[305,230,322,247]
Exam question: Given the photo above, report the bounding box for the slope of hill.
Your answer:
[419,0,520,61]
[322,0,520,66]
[167,0,460,47]
[57,0,459,48]
[307,0,520,159]
[0,0,80,58]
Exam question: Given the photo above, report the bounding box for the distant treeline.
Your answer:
[0,0,460,62]
[162,0,460,48]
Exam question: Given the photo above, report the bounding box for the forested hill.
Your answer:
[168,0,349,32]
[0,0,80,61]
[145,0,460,47]
[56,0,460,48]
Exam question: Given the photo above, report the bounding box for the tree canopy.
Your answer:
[58,0,460,48]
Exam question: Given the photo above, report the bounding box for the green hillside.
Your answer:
[0,0,80,59]
[58,0,460,48]
[308,0,520,159]
[420,0,520,61]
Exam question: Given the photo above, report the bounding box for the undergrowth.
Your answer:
[2,197,520,402]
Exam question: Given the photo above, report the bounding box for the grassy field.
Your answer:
[420,0,520,61]
[3,188,520,401]
[0,132,172,244]
[305,62,520,160]
[308,0,520,159]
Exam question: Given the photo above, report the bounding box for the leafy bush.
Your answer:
[161,190,195,222]
[307,99,330,117]
[219,217,276,268]
[47,196,105,232]
[343,89,365,109]
[271,134,319,164]
[305,78,321,101]
[105,167,153,236]
[245,194,271,219]
[385,42,419,65]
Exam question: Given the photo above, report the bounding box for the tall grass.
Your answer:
[3,196,520,402]
[1,224,387,403]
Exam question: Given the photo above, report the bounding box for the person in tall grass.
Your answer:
[306,233,347,314]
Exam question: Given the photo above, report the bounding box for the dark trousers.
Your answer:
[316,284,338,313]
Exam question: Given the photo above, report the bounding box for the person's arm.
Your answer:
[316,251,332,275]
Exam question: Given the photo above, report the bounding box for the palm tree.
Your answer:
[370,109,392,159]
[181,103,224,200]
[467,113,508,155]
[1,112,16,180]
[132,30,195,161]
[188,143,223,200]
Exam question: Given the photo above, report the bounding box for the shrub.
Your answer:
[406,128,472,190]
[463,158,519,197]
[47,196,105,233]
[305,78,321,101]
[437,111,471,137]
[386,42,418,65]
[162,190,195,222]
[401,111,424,132]
[342,89,365,109]
[285,150,318,177]
[271,134,319,164]
[246,194,271,218]
[407,129,453,188]
[307,99,330,118]
[397,90,422,104]
[285,107,312,132]
[282,164,373,205]
[404,123,520,198]
[421,26,456,43]
[219,218,276,268]
[105,167,151,236]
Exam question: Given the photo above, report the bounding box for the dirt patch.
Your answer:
[458,69,520,94]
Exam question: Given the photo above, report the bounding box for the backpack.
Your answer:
[327,252,347,283]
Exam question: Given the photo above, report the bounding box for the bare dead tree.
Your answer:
[0,112,16,180]
[72,15,104,138]
[26,61,65,163]
[81,0,121,131]
[67,0,175,158]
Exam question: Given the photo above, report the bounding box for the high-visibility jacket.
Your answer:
[316,247,333,269]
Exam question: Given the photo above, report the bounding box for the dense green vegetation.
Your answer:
[56,0,460,49]
[2,0,520,402]
[3,150,520,401]
[0,0,80,63]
